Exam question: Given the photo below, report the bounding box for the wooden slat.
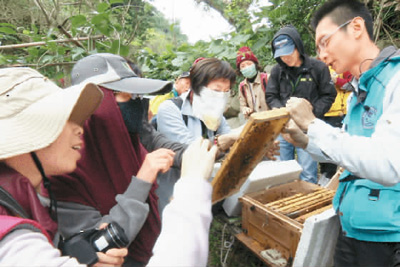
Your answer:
[295,204,333,224]
[211,108,289,203]
[278,191,334,213]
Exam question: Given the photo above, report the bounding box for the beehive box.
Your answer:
[238,180,338,267]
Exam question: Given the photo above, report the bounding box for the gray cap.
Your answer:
[71,53,172,95]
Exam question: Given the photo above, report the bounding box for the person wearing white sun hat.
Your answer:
[0,67,128,266]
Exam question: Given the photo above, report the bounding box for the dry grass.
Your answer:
[208,213,267,267]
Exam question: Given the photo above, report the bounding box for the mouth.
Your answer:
[72,144,82,151]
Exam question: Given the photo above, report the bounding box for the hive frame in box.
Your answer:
[238,175,341,267]
[211,108,289,203]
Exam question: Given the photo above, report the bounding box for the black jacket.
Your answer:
[139,98,187,168]
[266,26,336,118]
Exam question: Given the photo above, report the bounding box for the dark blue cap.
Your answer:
[273,35,295,58]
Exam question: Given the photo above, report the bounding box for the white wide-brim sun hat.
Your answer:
[0,67,103,160]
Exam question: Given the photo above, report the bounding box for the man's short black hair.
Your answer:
[311,0,374,41]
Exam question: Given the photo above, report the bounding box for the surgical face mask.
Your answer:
[240,64,257,79]
[192,86,230,131]
[117,98,144,134]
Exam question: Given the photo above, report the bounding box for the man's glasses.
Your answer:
[316,19,352,55]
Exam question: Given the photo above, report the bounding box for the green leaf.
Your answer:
[229,34,251,45]
[71,47,86,60]
[91,14,111,36]
[0,54,7,65]
[0,23,16,29]
[70,15,87,28]
[27,47,39,57]
[171,57,184,67]
[0,27,16,34]
[40,55,54,64]
[97,3,110,13]
[252,37,270,51]
[119,45,129,57]
[110,0,124,4]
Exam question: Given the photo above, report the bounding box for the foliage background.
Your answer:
[1,0,399,89]
[0,1,399,265]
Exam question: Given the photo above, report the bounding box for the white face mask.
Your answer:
[192,86,230,131]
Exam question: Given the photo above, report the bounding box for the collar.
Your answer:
[181,90,194,117]
[245,72,261,85]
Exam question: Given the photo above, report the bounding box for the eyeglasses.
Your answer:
[316,19,352,55]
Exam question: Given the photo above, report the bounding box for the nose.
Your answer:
[318,49,329,63]
[76,125,84,136]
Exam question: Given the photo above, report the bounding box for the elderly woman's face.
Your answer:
[206,78,231,93]
[36,121,84,180]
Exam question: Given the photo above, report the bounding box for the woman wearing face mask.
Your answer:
[236,46,269,119]
[157,58,237,149]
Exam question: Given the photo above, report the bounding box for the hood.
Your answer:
[271,26,305,67]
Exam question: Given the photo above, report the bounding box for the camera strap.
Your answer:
[30,152,58,222]
[0,185,29,218]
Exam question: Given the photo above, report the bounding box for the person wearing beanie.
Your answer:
[236,46,269,119]
[266,26,336,184]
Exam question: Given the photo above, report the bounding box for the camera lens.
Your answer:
[90,222,129,252]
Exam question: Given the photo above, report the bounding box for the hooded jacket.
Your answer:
[266,26,336,118]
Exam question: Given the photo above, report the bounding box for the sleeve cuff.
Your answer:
[122,176,152,202]
[172,178,212,203]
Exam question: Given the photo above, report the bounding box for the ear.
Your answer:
[350,17,365,40]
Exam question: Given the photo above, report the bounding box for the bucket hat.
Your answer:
[71,53,173,95]
[0,67,103,160]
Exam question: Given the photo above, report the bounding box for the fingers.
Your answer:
[137,148,175,182]
[105,248,128,257]
[98,223,108,229]
[94,248,128,267]
[181,138,218,180]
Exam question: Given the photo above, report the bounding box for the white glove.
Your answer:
[181,138,218,181]
[281,119,309,149]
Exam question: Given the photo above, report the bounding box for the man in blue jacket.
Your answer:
[266,25,336,183]
[284,0,400,265]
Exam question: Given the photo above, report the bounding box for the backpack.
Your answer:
[151,97,187,130]
[151,97,212,138]
[239,72,268,100]
[0,186,28,218]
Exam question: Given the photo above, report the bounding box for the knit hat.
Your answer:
[236,46,259,69]
[0,67,103,160]
[193,57,206,66]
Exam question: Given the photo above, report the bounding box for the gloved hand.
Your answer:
[281,119,309,149]
[286,97,315,132]
[181,138,218,181]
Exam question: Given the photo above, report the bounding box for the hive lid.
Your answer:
[211,108,289,203]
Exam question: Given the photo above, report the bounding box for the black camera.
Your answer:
[59,222,129,265]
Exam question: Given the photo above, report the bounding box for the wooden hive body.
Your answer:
[238,180,335,266]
